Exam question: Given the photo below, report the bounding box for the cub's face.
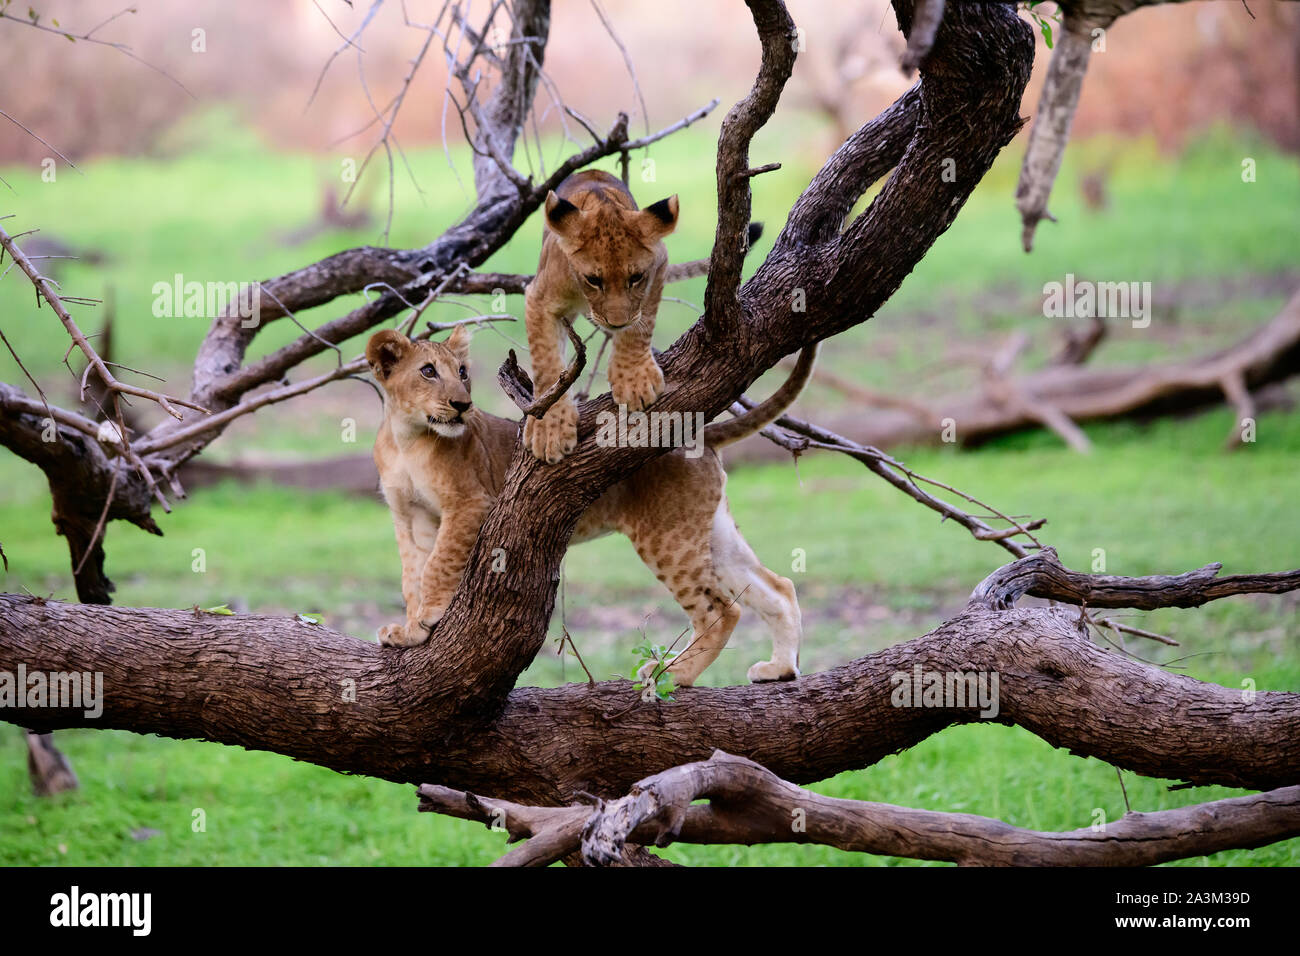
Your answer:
[544,191,678,331]
[366,327,473,438]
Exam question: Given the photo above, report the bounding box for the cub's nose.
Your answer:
[450,399,472,413]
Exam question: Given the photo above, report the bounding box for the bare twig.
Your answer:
[0,7,194,96]
[306,0,384,109]
[497,317,586,418]
[589,0,649,138]
[1084,611,1180,647]
[0,223,206,422]
[737,400,1044,558]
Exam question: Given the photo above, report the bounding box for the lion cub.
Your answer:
[524,169,678,463]
[365,325,817,686]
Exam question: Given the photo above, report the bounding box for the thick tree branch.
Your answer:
[5,549,1298,803]
[780,84,921,245]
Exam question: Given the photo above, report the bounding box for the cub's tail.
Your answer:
[664,222,764,283]
[704,342,819,450]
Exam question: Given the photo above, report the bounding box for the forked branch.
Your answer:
[497,317,586,418]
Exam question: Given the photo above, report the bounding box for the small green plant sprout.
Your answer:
[1021,1,1061,48]
[630,640,677,702]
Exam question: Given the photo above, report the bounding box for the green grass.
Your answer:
[1,122,1298,865]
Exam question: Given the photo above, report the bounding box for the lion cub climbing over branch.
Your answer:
[366,325,818,687]
[524,169,679,463]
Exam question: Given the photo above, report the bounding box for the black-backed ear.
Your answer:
[641,195,679,239]
[444,324,472,366]
[545,191,581,238]
[366,329,410,380]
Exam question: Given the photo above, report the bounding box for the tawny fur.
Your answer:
[365,326,818,687]
[523,170,679,463]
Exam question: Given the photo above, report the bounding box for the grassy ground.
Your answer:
[1,118,1298,865]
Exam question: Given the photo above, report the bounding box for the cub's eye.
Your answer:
[420,364,438,379]
[458,365,467,380]
[629,272,645,286]
[584,274,603,289]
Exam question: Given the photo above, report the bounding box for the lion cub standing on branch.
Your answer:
[524,169,678,463]
[365,324,817,687]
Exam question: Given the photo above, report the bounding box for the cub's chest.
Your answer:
[408,481,443,519]
[380,450,446,522]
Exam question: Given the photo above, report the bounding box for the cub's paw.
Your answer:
[524,398,578,463]
[747,660,800,683]
[416,603,447,632]
[609,358,664,412]
[377,621,430,648]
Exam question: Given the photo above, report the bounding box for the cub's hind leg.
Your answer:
[710,501,802,683]
[631,526,741,688]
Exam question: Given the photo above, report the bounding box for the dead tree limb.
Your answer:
[497,317,586,418]
[424,751,1300,867]
[970,547,1300,611]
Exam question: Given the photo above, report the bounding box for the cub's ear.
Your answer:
[545,191,581,239]
[640,195,679,240]
[444,324,472,366]
[366,329,409,380]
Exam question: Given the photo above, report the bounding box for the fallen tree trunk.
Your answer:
[794,289,1300,452]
